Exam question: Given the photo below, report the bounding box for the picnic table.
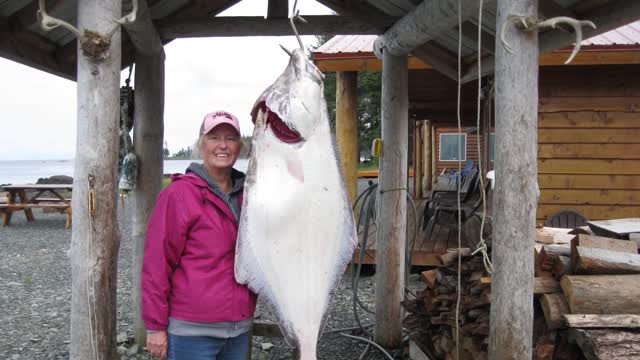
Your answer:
[0,184,72,228]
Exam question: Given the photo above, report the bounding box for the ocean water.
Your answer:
[0,159,249,185]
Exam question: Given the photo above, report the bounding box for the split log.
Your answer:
[421,270,437,288]
[569,329,640,360]
[536,227,575,245]
[563,314,640,328]
[560,275,640,314]
[573,246,640,275]
[630,233,640,249]
[540,245,571,271]
[570,234,636,266]
[540,293,570,330]
[552,256,571,280]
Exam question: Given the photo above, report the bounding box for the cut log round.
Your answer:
[540,293,570,330]
[560,275,640,314]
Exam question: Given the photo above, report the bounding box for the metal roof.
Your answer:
[315,20,640,57]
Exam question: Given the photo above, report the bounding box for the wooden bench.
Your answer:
[0,203,72,229]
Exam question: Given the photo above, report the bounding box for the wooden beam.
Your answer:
[463,0,640,82]
[336,71,359,204]
[489,0,537,359]
[167,0,241,20]
[158,15,380,38]
[315,0,396,30]
[412,42,459,81]
[70,0,122,358]
[121,0,163,55]
[538,0,576,19]
[131,49,165,348]
[375,52,408,349]
[314,55,428,72]
[373,0,494,57]
[460,22,495,55]
[564,314,640,328]
[423,120,432,192]
[0,17,75,80]
[267,0,288,19]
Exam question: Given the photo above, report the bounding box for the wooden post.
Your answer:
[336,71,359,204]
[423,120,432,192]
[375,52,408,348]
[489,0,538,359]
[70,1,121,359]
[431,125,437,183]
[414,121,423,199]
[131,50,165,346]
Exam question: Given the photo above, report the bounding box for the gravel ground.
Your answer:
[0,198,423,360]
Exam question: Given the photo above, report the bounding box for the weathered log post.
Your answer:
[489,0,538,358]
[336,71,359,204]
[423,120,432,193]
[121,0,165,347]
[71,0,122,358]
[131,51,165,346]
[375,51,408,348]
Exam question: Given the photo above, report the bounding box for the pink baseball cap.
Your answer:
[199,110,241,136]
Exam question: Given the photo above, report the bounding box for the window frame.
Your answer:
[438,133,467,162]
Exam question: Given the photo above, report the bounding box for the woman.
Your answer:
[142,110,256,360]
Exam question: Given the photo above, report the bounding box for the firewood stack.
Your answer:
[403,226,640,360]
[403,249,491,360]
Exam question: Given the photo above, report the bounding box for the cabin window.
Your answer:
[439,133,466,161]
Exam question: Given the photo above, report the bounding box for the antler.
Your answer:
[537,16,596,64]
[37,0,82,38]
[107,0,139,37]
[500,14,596,64]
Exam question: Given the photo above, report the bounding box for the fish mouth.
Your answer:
[251,100,303,144]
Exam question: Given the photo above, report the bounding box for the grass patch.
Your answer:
[358,158,379,171]
[162,177,171,189]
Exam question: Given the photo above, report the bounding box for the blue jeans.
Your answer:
[168,332,249,360]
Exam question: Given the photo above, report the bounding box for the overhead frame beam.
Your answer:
[373,0,495,57]
[121,0,163,55]
[315,0,396,30]
[267,0,289,19]
[0,17,75,80]
[158,15,381,38]
[462,0,640,82]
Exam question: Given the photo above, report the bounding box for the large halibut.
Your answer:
[235,49,358,359]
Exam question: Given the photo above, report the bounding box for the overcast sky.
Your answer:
[0,0,332,161]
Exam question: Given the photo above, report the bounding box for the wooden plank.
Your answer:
[538,189,640,205]
[560,275,640,314]
[564,314,640,328]
[571,233,637,254]
[573,246,640,275]
[537,205,640,221]
[538,174,640,190]
[538,112,640,129]
[538,128,640,144]
[538,144,640,159]
[480,277,560,294]
[538,97,640,113]
[588,218,640,238]
[538,159,640,175]
[539,50,640,66]
[536,227,575,245]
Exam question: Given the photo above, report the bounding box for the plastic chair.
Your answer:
[544,209,588,229]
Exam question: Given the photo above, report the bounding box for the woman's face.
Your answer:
[200,124,241,172]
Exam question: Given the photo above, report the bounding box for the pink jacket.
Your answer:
[141,173,257,331]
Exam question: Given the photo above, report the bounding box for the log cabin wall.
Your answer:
[428,64,640,224]
[536,64,640,224]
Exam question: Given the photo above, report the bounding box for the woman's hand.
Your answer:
[147,331,168,359]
